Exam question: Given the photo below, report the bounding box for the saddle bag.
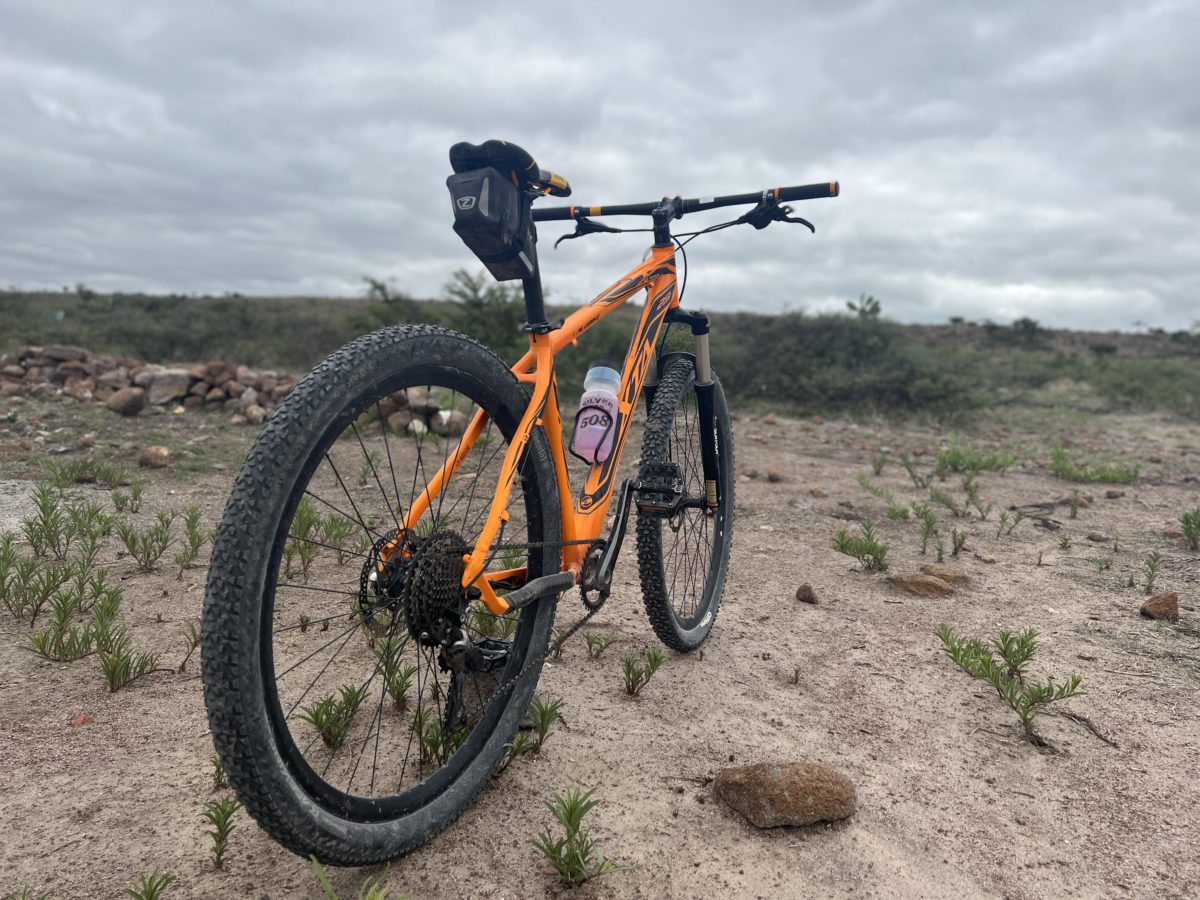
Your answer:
[446,167,537,281]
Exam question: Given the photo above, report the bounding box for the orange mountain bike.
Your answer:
[201,140,839,864]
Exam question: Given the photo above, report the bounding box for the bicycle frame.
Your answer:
[394,243,680,614]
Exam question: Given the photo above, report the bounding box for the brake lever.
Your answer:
[554,216,623,248]
[736,196,815,233]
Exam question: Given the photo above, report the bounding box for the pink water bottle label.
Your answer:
[573,393,617,463]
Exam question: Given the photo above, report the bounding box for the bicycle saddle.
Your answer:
[449,139,571,197]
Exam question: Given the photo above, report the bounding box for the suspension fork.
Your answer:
[665,308,720,508]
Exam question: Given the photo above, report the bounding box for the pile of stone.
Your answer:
[0,344,297,423]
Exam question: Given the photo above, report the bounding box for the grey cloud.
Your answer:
[1,0,1197,330]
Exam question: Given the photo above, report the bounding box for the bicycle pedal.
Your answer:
[634,462,685,517]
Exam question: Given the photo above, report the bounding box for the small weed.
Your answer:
[929,485,965,518]
[298,613,312,633]
[1126,571,1136,588]
[1059,536,1071,551]
[178,620,201,672]
[871,454,887,476]
[1180,508,1200,551]
[934,436,1015,477]
[203,796,242,870]
[321,514,357,565]
[311,856,406,900]
[1050,444,1139,485]
[961,473,992,520]
[112,489,130,512]
[583,632,618,659]
[23,484,72,560]
[857,474,908,520]
[912,502,937,555]
[211,754,229,791]
[116,516,175,573]
[532,787,627,887]
[358,448,384,487]
[1142,550,1163,594]
[1068,490,1082,520]
[129,477,146,512]
[936,625,1084,745]
[300,684,369,748]
[496,731,538,776]
[123,870,175,900]
[899,453,929,489]
[1094,557,1112,572]
[950,527,968,557]
[550,628,565,660]
[833,519,890,571]
[621,647,667,697]
[174,505,212,577]
[530,696,564,752]
[98,628,166,692]
[936,537,946,563]
[374,638,417,711]
[791,665,802,685]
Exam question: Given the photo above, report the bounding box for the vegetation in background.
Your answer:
[5,283,1199,420]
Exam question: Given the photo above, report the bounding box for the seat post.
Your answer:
[521,270,552,333]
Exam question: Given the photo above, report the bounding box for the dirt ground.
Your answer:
[1,391,1198,900]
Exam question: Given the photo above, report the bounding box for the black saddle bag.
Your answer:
[446,167,537,281]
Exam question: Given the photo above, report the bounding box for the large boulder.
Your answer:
[41,344,88,362]
[714,762,857,828]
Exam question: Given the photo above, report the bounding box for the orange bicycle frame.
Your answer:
[397,244,679,614]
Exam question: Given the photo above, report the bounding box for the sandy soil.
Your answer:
[1,393,1198,900]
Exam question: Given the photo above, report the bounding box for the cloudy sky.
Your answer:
[2,0,1197,329]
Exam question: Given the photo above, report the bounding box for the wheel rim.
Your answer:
[260,368,545,821]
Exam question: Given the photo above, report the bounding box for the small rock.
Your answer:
[973,552,996,564]
[714,761,856,828]
[386,410,413,434]
[1163,528,1184,540]
[147,368,192,405]
[795,584,817,604]
[41,344,88,362]
[140,445,171,468]
[105,386,146,417]
[766,468,784,483]
[205,387,225,403]
[837,500,854,509]
[1086,532,1107,542]
[71,713,95,727]
[80,433,96,448]
[432,408,469,437]
[1105,489,1125,499]
[245,404,267,425]
[887,573,954,597]
[405,388,440,416]
[408,418,429,436]
[918,563,969,585]
[229,414,248,426]
[1140,592,1179,622]
[762,412,777,425]
[809,488,828,498]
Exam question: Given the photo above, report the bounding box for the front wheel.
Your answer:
[636,357,735,651]
[201,324,560,865]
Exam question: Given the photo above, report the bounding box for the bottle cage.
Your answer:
[568,404,616,465]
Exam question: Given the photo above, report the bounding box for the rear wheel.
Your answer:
[201,325,560,865]
[636,358,735,651]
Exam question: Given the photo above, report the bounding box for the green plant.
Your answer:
[899,453,929,489]
[122,870,176,900]
[496,731,538,776]
[1068,489,1082,520]
[203,796,242,870]
[791,665,802,685]
[358,448,384,487]
[1049,444,1139,484]
[929,484,965,518]
[1142,550,1163,594]
[621,648,667,697]
[374,637,417,711]
[1094,557,1113,572]
[129,477,146,513]
[532,787,627,887]
[174,505,211,577]
[950,527,968,557]
[311,856,407,899]
[583,632,618,659]
[1059,536,1071,551]
[934,436,1015,477]
[871,454,887,476]
[833,519,890,571]
[935,625,1084,745]
[300,684,369,749]
[112,489,130,512]
[912,502,937,555]
[936,537,946,563]
[961,473,992,520]
[1180,508,1200,550]
[23,484,72,559]
[211,754,229,791]
[1126,571,1136,588]
[98,628,166,692]
[8,889,53,900]
[530,696,564,752]
[320,514,357,565]
[116,516,175,572]
[178,620,201,672]
[856,474,907,520]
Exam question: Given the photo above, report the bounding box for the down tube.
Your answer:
[574,255,677,535]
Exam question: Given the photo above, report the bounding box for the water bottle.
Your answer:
[571,364,621,464]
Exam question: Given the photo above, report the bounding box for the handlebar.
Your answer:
[531,181,839,222]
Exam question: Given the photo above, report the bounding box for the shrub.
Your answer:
[833,519,890,571]
[532,787,627,887]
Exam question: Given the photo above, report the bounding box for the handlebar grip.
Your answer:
[531,205,576,222]
[776,182,840,202]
